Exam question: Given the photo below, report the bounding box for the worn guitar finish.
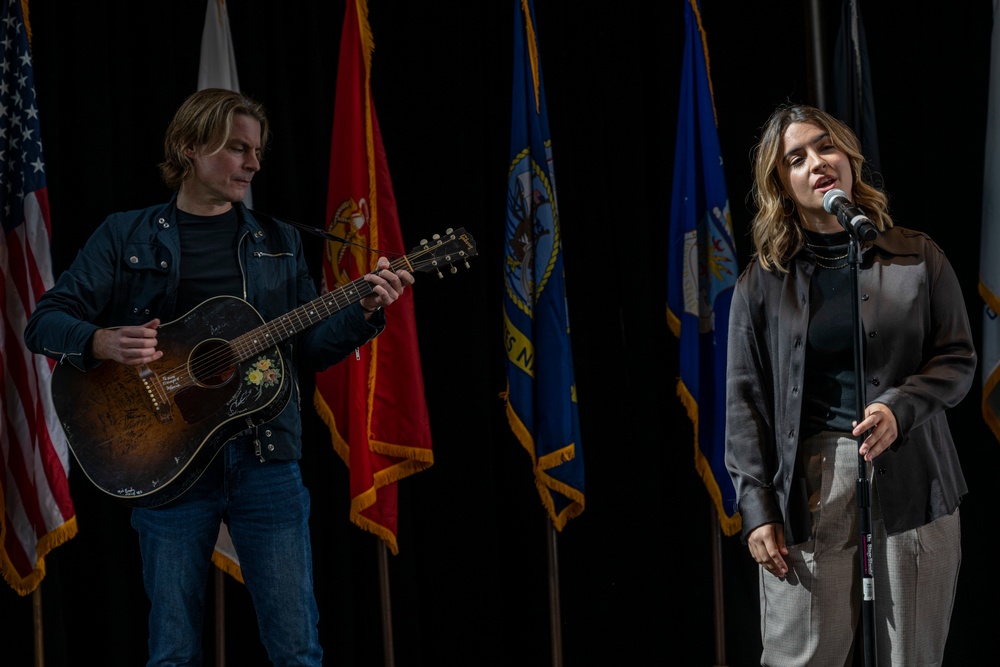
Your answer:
[51,228,476,508]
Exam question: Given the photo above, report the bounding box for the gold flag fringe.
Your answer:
[1,515,78,596]
[21,0,31,46]
[314,387,433,555]
[210,550,245,584]
[501,386,585,532]
[355,0,379,247]
[676,380,742,537]
[687,0,718,127]
[519,0,541,114]
[667,305,681,339]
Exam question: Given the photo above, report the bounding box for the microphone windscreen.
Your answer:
[822,189,849,214]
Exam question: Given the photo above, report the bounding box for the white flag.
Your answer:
[198,0,252,209]
[199,0,241,91]
[199,0,248,578]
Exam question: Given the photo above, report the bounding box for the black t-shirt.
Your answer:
[174,207,243,317]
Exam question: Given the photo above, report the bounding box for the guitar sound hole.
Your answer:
[189,339,237,388]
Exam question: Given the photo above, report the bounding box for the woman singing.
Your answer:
[725,104,976,666]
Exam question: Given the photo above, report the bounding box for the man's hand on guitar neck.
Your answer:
[358,256,414,319]
[91,318,164,366]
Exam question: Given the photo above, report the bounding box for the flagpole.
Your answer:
[215,568,226,666]
[546,517,563,667]
[33,588,44,667]
[710,507,728,667]
[805,0,829,109]
[377,539,396,667]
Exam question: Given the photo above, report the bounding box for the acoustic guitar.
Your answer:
[50,228,476,508]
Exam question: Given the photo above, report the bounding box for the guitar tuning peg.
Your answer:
[432,233,440,241]
[419,238,428,246]
[445,227,454,235]
[450,266,458,274]
[436,269,444,279]
[464,259,471,269]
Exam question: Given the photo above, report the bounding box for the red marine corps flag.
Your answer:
[313,0,433,554]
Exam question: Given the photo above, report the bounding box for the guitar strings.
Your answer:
[162,277,376,390]
[152,248,439,395]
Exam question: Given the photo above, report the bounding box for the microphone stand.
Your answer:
[846,233,877,666]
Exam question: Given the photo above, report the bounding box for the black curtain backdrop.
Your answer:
[3,1,997,665]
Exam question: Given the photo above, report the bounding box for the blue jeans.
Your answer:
[131,437,322,666]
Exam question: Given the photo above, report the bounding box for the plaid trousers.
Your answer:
[759,431,961,667]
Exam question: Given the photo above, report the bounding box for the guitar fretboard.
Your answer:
[228,256,411,362]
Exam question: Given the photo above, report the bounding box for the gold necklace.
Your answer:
[814,257,849,270]
[806,242,849,268]
[811,250,848,261]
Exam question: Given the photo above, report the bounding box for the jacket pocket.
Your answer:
[118,241,172,323]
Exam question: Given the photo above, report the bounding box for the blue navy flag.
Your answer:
[502,0,584,530]
[666,0,740,536]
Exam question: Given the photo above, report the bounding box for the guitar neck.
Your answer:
[228,256,411,361]
[223,226,477,362]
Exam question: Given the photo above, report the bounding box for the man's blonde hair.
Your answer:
[159,88,270,191]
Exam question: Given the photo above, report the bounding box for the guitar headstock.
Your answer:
[406,228,478,278]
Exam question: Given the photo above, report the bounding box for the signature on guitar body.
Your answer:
[50,228,477,507]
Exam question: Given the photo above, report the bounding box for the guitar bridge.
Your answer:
[137,364,173,424]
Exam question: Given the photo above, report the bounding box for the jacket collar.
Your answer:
[867,225,922,257]
[795,225,919,266]
[163,196,269,244]
[234,201,270,244]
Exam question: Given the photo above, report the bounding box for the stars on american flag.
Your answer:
[1,0,46,227]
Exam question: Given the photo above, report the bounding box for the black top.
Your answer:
[175,207,242,317]
[800,228,857,439]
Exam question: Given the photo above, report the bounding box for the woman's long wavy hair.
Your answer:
[750,104,892,272]
[159,88,270,191]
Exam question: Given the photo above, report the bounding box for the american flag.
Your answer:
[1,0,76,595]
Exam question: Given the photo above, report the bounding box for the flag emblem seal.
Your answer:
[682,202,736,333]
[326,198,371,286]
[505,145,558,314]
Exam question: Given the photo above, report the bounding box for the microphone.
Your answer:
[822,189,878,241]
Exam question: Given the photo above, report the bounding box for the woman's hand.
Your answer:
[852,402,898,462]
[747,522,789,579]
